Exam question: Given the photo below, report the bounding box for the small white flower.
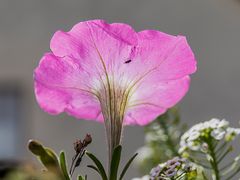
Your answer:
[179,118,240,154]
[208,118,220,128]
[225,127,240,141]
[181,131,190,141]
[217,119,229,128]
[211,129,225,140]
[187,141,200,151]
[188,131,200,141]
[178,146,187,154]
[226,127,240,135]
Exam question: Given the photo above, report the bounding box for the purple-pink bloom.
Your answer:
[34,20,196,157]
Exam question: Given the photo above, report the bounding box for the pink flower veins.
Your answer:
[34,20,196,158]
[34,20,196,126]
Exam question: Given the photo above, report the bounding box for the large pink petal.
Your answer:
[50,20,137,76]
[120,30,196,125]
[34,20,197,126]
[34,53,102,121]
[35,20,138,122]
[125,30,197,81]
[124,105,167,126]
[124,76,190,125]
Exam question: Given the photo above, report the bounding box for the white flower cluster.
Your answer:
[179,118,240,153]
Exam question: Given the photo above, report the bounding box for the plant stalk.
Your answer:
[207,139,220,180]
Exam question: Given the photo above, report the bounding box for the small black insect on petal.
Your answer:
[124,59,132,64]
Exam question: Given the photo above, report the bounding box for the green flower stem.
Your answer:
[220,160,235,171]
[217,146,232,164]
[188,156,211,169]
[207,139,220,180]
[215,142,227,155]
[202,172,209,180]
[175,171,186,180]
[225,166,240,180]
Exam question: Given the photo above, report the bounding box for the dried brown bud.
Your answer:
[83,134,92,146]
[74,140,83,153]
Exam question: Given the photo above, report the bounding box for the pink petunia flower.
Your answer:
[34,20,196,158]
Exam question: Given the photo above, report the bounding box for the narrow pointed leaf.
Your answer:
[87,165,100,173]
[86,151,108,180]
[110,145,122,180]
[119,153,138,180]
[59,151,70,180]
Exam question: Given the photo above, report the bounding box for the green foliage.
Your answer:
[4,169,62,180]
[60,151,71,180]
[135,109,240,180]
[136,107,187,174]
[28,140,61,173]
[179,119,240,180]
[23,112,240,180]
[87,145,137,180]
[86,151,108,180]
[119,153,138,180]
[78,175,87,180]
[28,140,87,180]
[78,176,84,180]
[110,145,122,180]
[27,138,136,180]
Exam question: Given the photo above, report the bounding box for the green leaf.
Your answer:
[28,140,45,156]
[59,151,70,180]
[109,145,122,180]
[78,176,84,180]
[86,151,108,180]
[87,165,100,173]
[119,153,138,180]
[45,148,59,164]
[28,140,60,170]
[40,148,59,169]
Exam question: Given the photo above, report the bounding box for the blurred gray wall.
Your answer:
[0,0,240,179]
